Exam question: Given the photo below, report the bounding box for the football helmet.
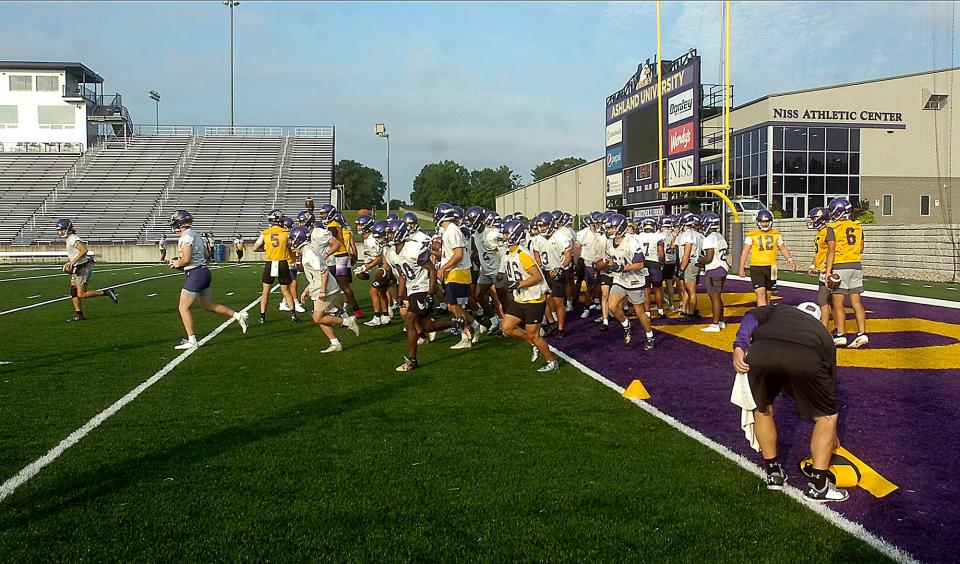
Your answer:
[433,202,451,222]
[401,212,420,232]
[282,216,295,229]
[370,220,389,242]
[701,212,721,233]
[550,210,563,229]
[827,197,852,221]
[393,222,412,244]
[356,214,375,233]
[756,210,774,231]
[384,219,403,243]
[658,215,674,229]
[169,210,193,230]
[678,212,698,228]
[385,213,399,223]
[589,211,604,226]
[55,218,75,236]
[807,206,829,230]
[289,226,310,250]
[465,206,487,232]
[604,213,629,239]
[297,210,315,227]
[533,211,555,237]
[560,212,573,228]
[502,219,526,246]
[267,209,284,226]
[317,204,337,224]
[452,206,465,223]
[484,211,502,230]
[436,204,460,224]
[641,217,658,232]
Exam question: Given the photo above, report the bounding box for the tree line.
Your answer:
[334,156,586,212]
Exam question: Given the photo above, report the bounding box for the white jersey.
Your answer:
[302,245,340,298]
[675,229,705,266]
[504,245,549,303]
[475,228,502,276]
[65,234,90,266]
[381,243,399,270]
[702,232,729,272]
[310,226,337,267]
[661,229,679,263]
[409,230,432,247]
[543,231,571,271]
[557,226,575,247]
[635,231,665,264]
[177,229,207,270]
[394,239,433,294]
[606,235,646,289]
[528,234,549,266]
[361,233,381,264]
[440,223,472,272]
[576,227,602,264]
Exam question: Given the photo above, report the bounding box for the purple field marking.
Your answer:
[552,279,960,563]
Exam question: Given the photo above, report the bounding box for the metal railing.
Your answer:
[132,125,335,137]
[139,135,199,242]
[62,84,97,104]
[204,126,283,137]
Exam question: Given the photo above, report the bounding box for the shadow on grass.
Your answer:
[0,377,423,529]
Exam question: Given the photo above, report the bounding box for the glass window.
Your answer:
[848,153,860,175]
[921,195,931,216]
[773,150,783,173]
[849,177,859,198]
[750,176,760,195]
[760,127,768,153]
[759,153,767,176]
[734,135,742,158]
[808,176,824,194]
[784,152,807,174]
[0,105,17,127]
[37,105,75,128]
[809,152,825,174]
[773,126,783,150]
[36,76,59,92]
[751,153,760,177]
[826,176,847,194]
[751,129,760,155]
[785,175,806,193]
[850,129,860,152]
[9,75,32,91]
[785,127,807,150]
[826,128,849,151]
[773,175,783,194]
[808,194,826,210]
[809,127,825,151]
[826,152,847,174]
[882,194,893,216]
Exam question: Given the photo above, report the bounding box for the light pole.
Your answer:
[148,90,160,128]
[375,123,391,215]
[223,0,239,129]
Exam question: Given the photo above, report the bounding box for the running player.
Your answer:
[500,219,559,372]
[291,225,360,352]
[355,215,391,327]
[56,218,118,321]
[280,216,306,314]
[738,210,798,306]
[824,197,868,348]
[698,213,729,332]
[167,210,248,349]
[466,207,502,332]
[600,214,655,349]
[636,217,666,318]
[436,206,479,349]
[253,209,300,324]
[594,211,617,330]
[318,204,363,319]
[574,212,604,319]
[675,212,704,318]
[544,212,574,339]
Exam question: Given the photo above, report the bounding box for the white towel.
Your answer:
[730,372,760,452]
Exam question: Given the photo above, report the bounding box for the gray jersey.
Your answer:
[65,234,90,266]
[177,229,207,269]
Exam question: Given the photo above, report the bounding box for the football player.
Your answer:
[599,214,654,349]
[167,210,248,349]
[280,216,306,314]
[318,204,363,319]
[393,222,465,372]
[436,205,480,348]
[291,226,360,353]
[233,234,244,263]
[697,213,729,332]
[806,207,834,328]
[824,198,868,348]
[467,207,503,332]
[56,218,118,321]
[660,215,681,311]
[543,212,574,339]
[593,210,617,330]
[253,209,300,324]
[574,212,604,319]
[500,220,559,372]
[636,217,666,318]
[738,210,798,306]
[675,212,704,318]
[355,215,391,327]
[556,212,577,313]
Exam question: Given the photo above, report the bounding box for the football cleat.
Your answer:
[258,313,266,324]
[537,360,560,372]
[344,316,360,337]
[765,463,787,491]
[556,330,566,340]
[599,321,608,331]
[848,333,869,349]
[235,311,249,334]
[291,315,302,324]
[804,481,849,503]
[451,335,472,350]
[321,343,343,354]
[700,323,722,333]
[643,338,655,351]
[174,339,198,351]
[531,346,540,363]
[294,301,306,314]
[395,357,420,372]
[279,300,291,312]
[581,309,591,319]
[428,331,437,342]
[68,312,86,322]
[833,333,848,347]
[623,323,632,345]
[364,317,383,327]
[104,288,119,304]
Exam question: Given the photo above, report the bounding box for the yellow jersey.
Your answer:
[745,228,782,267]
[343,227,355,257]
[813,228,830,271]
[326,219,349,257]
[830,219,863,264]
[261,226,292,262]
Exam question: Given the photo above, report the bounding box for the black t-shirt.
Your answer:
[748,304,837,376]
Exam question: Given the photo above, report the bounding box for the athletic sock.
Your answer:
[330,338,341,347]
[645,331,654,339]
[621,320,629,329]
[187,335,197,344]
[809,470,829,489]
[763,457,779,470]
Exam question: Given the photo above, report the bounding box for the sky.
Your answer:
[1,1,958,202]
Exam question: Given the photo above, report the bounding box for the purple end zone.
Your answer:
[554,280,960,563]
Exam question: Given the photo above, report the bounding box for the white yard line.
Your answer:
[0,264,165,283]
[0,291,265,504]
[728,275,960,310]
[549,346,919,564]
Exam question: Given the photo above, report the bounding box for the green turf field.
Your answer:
[0,264,886,561]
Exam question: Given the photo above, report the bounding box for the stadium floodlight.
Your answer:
[375,124,391,215]
[148,90,160,128]
[224,1,240,129]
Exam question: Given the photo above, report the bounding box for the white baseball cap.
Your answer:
[797,302,821,319]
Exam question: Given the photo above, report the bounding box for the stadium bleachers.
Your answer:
[0,153,81,244]
[17,136,191,243]
[275,135,336,214]
[143,135,284,242]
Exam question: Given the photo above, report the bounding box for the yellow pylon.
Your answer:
[623,380,651,400]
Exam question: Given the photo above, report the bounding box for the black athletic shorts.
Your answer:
[575,258,585,279]
[747,339,837,419]
[599,273,614,287]
[750,265,774,291]
[405,292,432,317]
[262,260,293,285]
[505,299,547,326]
[546,270,570,296]
[661,263,677,280]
